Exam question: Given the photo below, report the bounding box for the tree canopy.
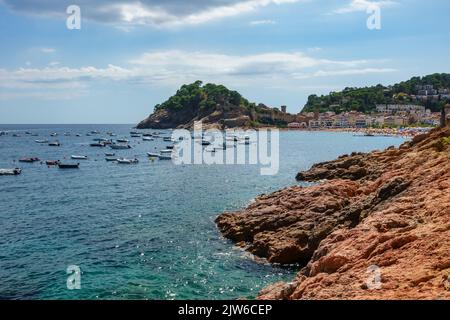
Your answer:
[302,73,450,113]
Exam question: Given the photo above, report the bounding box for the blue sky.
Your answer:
[0,0,449,124]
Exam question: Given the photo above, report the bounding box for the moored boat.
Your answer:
[105,157,118,162]
[48,141,61,146]
[147,152,159,157]
[19,157,39,163]
[58,163,80,169]
[71,155,88,160]
[142,137,154,141]
[117,158,139,164]
[157,154,172,160]
[35,139,48,143]
[110,144,132,150]
[0,168,22,175]
[46,160,59,166]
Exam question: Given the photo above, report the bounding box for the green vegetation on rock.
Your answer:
[302,73,450,113]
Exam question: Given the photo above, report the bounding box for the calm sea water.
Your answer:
[0,124,407,300]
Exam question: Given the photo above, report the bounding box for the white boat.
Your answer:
[159,149,173,154]
[147,152,159,157]
[48,141,61,146]
[117,158,139,164]
[116,139,129,143]
[71,155,88,160]
[163,137,174,142]
[142,137,154,141]
[35,139,48,143]
[157,155,172,160]
[0,168,21,175]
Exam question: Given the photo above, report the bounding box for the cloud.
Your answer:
[0,50,396,99]
[332,0,397,14]
[1,0,299,27]
[40,47,56,53]
[249,19,276,25]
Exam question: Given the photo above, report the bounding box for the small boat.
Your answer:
[130,131,139,135]
[110,144,131,150]
[157,155,172,160]
[64,132,71,136]
[117,158,139,164]
[166,145,174,149]
[19,157,39,163]
[116,139,129,143]
[46,160,59,166]
[105,152,115,157]
[48,141,61,146]
[142,133,153,137]
[12,134,20,137]
[0,168,22,175]
[25,131,31,135]
[90,142,105,147]
[105,157,118,162]
[163,137,174,142]
[131,134,141,138]
[147,152,159,158]
[90,130,100,135]
[143,137,154,141]
[50,133,58,137]
[71,155,88,160]
[35,139,48,143]
[58,163,80,169]
[159,149,173,154]
[75,134,81,137]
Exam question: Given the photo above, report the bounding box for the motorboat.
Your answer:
[166,145,174,149]
[90,142,106,147]
[142,133,153,137]
[105,152,115,157]
[0,168,22,175]
[163,137,174,142]
[105,157,118,162]
[157,154,172,160]
[116,138,129,143]
[46,160,59,166]
[19,157,39,163]
[159,149,173,154]
[110,144,131,150]
[147,152,159,158]
[130,134,141,138]
[48,141,61,146]
[50,133,58,137]
[142,137,154,141]
[35,139,48,143]
[71,155,88,160]
[58,163,80,169]
[117,158,139,164]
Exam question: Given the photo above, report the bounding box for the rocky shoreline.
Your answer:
[216,127,450,299]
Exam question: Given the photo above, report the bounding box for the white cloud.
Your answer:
[40,47,56,53]
[249,19,276,25]
[333,0,397,14]
[2,0,300,27]
[0,50,396,99]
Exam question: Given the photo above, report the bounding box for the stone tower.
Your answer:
[441,104,450,127]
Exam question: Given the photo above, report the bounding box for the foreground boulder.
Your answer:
[216,127,450,299]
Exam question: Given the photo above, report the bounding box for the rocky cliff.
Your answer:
[216,127,450,299]
[136,81,292,129]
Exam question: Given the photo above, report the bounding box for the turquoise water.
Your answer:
[0,124,407,300]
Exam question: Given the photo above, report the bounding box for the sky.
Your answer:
[0,0,449,124]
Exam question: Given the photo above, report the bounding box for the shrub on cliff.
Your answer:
[154,81,255,113]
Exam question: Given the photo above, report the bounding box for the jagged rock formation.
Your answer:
[136,81,295,129]
[216,127,450,299]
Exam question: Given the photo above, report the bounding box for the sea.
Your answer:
[0,124,407,300]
